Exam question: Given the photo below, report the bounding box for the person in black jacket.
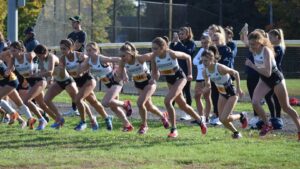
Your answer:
[170,27,196,121]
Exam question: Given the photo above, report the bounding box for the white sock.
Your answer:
[0,100,16,114]
[19,104,32,119]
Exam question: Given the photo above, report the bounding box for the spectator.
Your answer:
[67,16,87,52]
[23,27,39,52]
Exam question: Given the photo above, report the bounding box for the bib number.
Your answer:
[69,71,77,77]
[216,84,226,94]
[133,74,148,82]
[100,77,110,84]
[160,69,175,75]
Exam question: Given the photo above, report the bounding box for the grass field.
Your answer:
[0,79,299,169]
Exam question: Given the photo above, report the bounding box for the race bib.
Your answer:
[69,71,77,77]
[160,69,175,75]
[216,84,226,94]
[9,73,17,81]
[100,77,110,84]
[132,74,148,82]
[22,72,30,78]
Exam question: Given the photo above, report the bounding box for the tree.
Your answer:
[18,0,46,40]
[92,0,114,42]
[0,0,7,34]
[255,0,300,39]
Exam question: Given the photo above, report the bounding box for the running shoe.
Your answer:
[105,115,113,131]
[259,124,273,137]
[2,116,10,124]
[123,100,132,117]
[161,112,169,129]
[180,114,191,121]
[138,124,149,134]
[198,119,207,135]
[232,132,242,139]
[249,116,260,129]
[122,124,134,132]
[210,115,222,125]
[36,119,48,130]
[168,128,178,138]
[74,121,87,131]
[8,112,19,125]
[50,118,65,129]
[270,117,283,130]
[50,122,60,129]
[240,112,248,129]
[91,118,99,131]
[20,120,27,129]
[63,109,80,116]
[28,118,37,129]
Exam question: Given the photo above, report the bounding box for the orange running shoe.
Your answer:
[8,112,19,125]
[28,118,37,130]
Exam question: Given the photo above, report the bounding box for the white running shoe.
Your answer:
[180,114,192,121]
[210,116,222,125]
[249,116,260,129]
[63,109,80,116]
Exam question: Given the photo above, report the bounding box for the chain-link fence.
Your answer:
[34,0,192,46]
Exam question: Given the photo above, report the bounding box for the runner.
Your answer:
[150,37,207,138]
[119,41,169,134]
[246,30,300,140]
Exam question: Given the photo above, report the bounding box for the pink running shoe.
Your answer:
[123,124,134,132]
[199,120,207,135]
[161,112,169,129]
[168,128,178,138]
[240,112,248,129]
[123,100,132,117]
[259,124,273,137]
[138,124,149,134]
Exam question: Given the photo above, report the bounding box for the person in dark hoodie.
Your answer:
[23,27,39,52]
[170,26,196,121]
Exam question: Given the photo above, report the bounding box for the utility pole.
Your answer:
[219,0,223,25]
[137,0,141,41]
[269,2,273,26]
[169,0,173,40]
[7,0,26,42]
[113,0,116,42]
[91,0,94,41]
[78,0,81,15]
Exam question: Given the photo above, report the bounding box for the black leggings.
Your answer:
[183,81,192,106]
[246,75,281,117]
[265,90,281,118]
[211,82,219,116]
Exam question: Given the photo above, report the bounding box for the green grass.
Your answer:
[1,79,300,168]
[0,118,299,169]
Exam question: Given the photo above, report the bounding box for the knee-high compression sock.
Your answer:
[0,99,16,114]
[19,104,33,119]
